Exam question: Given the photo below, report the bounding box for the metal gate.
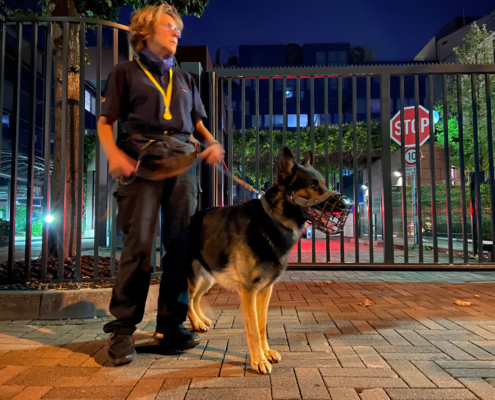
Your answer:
[210,64,495,268]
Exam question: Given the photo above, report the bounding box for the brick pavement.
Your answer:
[2,271,495,399]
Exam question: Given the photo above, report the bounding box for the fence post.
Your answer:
[380,73,394,264]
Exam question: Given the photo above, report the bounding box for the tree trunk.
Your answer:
[47,0,81,261]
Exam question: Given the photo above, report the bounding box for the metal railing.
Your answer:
[1,14,495,285]
[211,63,495,268]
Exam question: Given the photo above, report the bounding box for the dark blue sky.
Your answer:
[119,0,494,62]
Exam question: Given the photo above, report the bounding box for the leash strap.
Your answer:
[136,59,173,121]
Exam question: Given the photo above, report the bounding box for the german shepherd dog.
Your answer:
[187,146,341,374]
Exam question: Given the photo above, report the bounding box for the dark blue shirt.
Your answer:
[101,49,207,138]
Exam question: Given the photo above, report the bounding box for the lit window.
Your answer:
[85,90,91,112]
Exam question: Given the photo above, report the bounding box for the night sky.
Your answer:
[119,0,494,62]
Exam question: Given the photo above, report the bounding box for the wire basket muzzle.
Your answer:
[290,191,353,235]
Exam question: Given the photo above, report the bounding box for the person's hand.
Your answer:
[200,143,225,166]
[108,150,137,179]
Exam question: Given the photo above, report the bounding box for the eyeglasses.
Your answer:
[159,22,181,39]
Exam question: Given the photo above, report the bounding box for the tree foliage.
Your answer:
[435,23,495,173]
[232,122,400,189]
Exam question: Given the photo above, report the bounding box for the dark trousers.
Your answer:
[103,161,197,335]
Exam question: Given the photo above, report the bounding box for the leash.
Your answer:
[118,140,264,196]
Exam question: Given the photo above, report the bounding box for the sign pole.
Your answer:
[412,175,418,245]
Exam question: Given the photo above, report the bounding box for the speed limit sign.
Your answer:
[405,148,422,166]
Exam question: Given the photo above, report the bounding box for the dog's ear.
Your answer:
[302,150,314,167]
[277,146,295,180]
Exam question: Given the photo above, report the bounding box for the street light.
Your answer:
[45,215,54,223]
[394,171,401,177]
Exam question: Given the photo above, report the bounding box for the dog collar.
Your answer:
[260,195,297,231]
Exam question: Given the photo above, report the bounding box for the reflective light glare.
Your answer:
[45,215,54,223]
[394,171,402,177]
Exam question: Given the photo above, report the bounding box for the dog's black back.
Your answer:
[189,147,329,291]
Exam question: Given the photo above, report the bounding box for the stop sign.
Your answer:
[390,105,431,147]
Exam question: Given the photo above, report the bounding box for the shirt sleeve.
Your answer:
[189,74,208,125]
[101,64,127,124]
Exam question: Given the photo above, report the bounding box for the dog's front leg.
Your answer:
[238,287,272,374]
[257,284,281,364]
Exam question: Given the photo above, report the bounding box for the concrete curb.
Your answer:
[0,285,160,321]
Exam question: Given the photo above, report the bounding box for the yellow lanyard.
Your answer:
[136,59,173,120]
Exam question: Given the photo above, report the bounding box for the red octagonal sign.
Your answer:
[390,105,431,148]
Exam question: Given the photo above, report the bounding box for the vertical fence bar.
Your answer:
[219,80,224,206]
[399,76,408,263]
[269,77,273,186]
[471,74,483,262]
[414,74,423,263]
[227,78,233,205]
[25,22,38,280]
[255,77,259,193]
[94,23,102,278]
[58,22,69,281]
[241,77,245,203]
[338,76,344,263]
[41,22,53,280]
[0,18,4,189]
[352,76,359,263]
[75,21,85,281]
[215,77,219,206]
[381,73,394,264]
[209,72,215,207]
[325,76,330,262]
[485,74,495,261]
[442,74,453,264]
[282,77,287,146]
[428,74,439,263]
[367,76,374,263]
[310,76,316,263]
[297,76,301,262]
[457,74,468,263]
[8,23,23,280]
[110,27,118,276]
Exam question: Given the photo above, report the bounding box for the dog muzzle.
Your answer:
[289,191,353,235]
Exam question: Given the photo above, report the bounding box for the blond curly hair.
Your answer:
[129,2,183,53]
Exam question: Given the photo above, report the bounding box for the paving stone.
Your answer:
[189,376,269,388]
[327,388,360,400]
[185,388,271,400]
[127,379,164,400]
[449,341,495,360]
[42,386,133,399]
[458,378,495,400]
[295,368,331,399]
[156,378,190,400]
[332,346,366,368]
[0,385,24,400]
[387,361,435,388]
[271,368,301,400]
[429,341,475,360]
[353,346,389,368]
[10,386,52,400]
[319,368,398,378]
[323,376,407,389]
[446,369,495,378]
[436,360,495,369]
[385,389,477,400]
[411,361,464,389]
[360,388,391,400]
[0,366,29,385]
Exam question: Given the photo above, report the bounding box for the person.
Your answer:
[97,2,225,366]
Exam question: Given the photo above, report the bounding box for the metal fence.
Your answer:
[1,15,495,285]
[211,64,495,268]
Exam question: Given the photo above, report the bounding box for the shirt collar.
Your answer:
[139,47,174,76]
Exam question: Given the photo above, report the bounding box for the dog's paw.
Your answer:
[264,349,281,364]
[192,322,209,332]
[251,358,273,374]
[201,317,212,326]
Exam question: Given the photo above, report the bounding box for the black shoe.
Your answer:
[154,324,201,351]
[108,333,137,366]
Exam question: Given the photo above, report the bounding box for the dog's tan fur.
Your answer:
[187,148,332,374]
